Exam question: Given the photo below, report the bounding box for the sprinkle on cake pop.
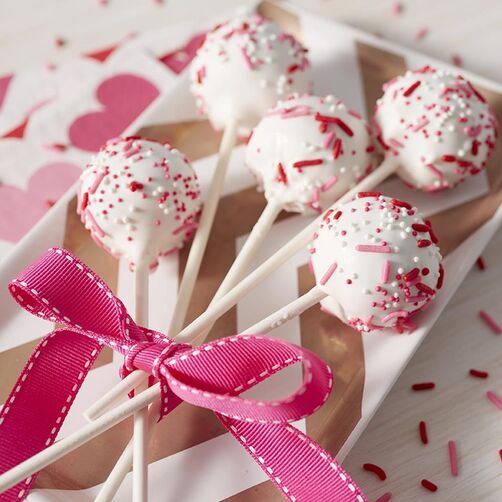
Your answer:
[190,14,311,132]
[246,94,376,214]
[310,193,443,333]
[78,137,201,269]
[374,66,498,192]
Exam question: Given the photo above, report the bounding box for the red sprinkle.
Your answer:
[412,382,435,391]
[469,369,489,379]
[468,81,487,103]
[332,138,342,159]
[129,181,144,192]
[362,463,387,481]
[417,239,432,248]
[448,440,458,476]
[54,36,66,48]
[375,493,392,502]
[476,256,486,270]
[436,264,444,289]
[425,219,439,244]
[419,421,428,444]
[471,140,479,156]
[277,163,287,184]
[416,282,435,295]
[451,54,463,67]
[421,479,438,492]
[358,191,382,198]
[403,268,420,282]
[479,310,502,334]
[81,192,89,211]
[287,64,299,74]
[314,113,354,136]
[412,223,430,232]
[499,450,502,462]
[415,27,429,41]
[441,154,456,163]
[403,80,421,97]
[334,210,342,220]
[292,159,324,169]
[391,198,412,210]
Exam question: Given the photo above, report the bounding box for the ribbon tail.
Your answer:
[220,416,366,502]
[0,330,102,501]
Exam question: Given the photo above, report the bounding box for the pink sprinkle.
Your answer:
[479,310,501,334]
[412,118,429,132]
[464,125,482,137]
[320,262,337,285]
[124,145,141,158]
[405,295,424,303]
[89,170,107,194]
[448,441,458,476]
[281,109,311,119]
[375,493,392,502]
[85,210,106,237]
[381,260,390,283]
[240,47,253,70]
[381,310,408,323]
[356,244,391,253]
[388,137,404,149]
[426,163,444,178]
[348,109,363,119]
[486,391,502,410]
[392,2,403,16]
[321,176,338,192]
[173,221,198,236]
[323,131,336,149]
[415,27,429,41]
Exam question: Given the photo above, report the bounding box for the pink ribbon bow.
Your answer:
[0,247,366,502]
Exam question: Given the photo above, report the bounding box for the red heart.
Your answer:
[69,74,159,152]
[0,162,81,242]
[159,33,206,74]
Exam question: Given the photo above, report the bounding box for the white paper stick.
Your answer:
[94,401,161,502]
[167,119,239,338]
[133,262,149,502]
[242,285,327,335]
[0,383,161,494]
[176,157,398,345]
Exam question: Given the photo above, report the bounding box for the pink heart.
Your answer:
[159,33,206,74]
[0,162,81,242]
[69,74,159,152]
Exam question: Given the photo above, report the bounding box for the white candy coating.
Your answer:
[375,66,498,191]
[246,94,376,214]
[310,193,443,333]
[190,14,311,132]
[78,137,201,268]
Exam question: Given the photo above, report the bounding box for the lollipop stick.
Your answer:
[215,201,282,300]
[94,401,161,502]
[0,382,161,494]
[242,285,327,335]
[132,262,150,502]
[176,156,398,345]
[167,119,239,338]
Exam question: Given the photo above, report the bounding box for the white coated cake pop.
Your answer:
[246,94,376,214]
[189,14,311,132]
[78,137,201,268]
[310,193,443,333]
[374,65,498,192]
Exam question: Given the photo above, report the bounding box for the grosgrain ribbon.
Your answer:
[0,248,366,502]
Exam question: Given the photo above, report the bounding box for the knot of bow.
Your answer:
[0,247,365,502]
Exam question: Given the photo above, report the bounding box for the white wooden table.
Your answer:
[1,1,501,500]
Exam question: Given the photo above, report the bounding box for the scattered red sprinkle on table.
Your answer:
[476,256,486,270]
[54,37,66,48]
[421,479,438,492]
[412,382,435,391]
[479,310,502,334]
[486,391,502,410]
[469,369,489,379]
[362,462,387,481]
[415,27,429,41]
[499,450,502,462]
[419,421,428,444]
[451,54,463,67]
[448,440,458,476]
[375,493,392,502]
